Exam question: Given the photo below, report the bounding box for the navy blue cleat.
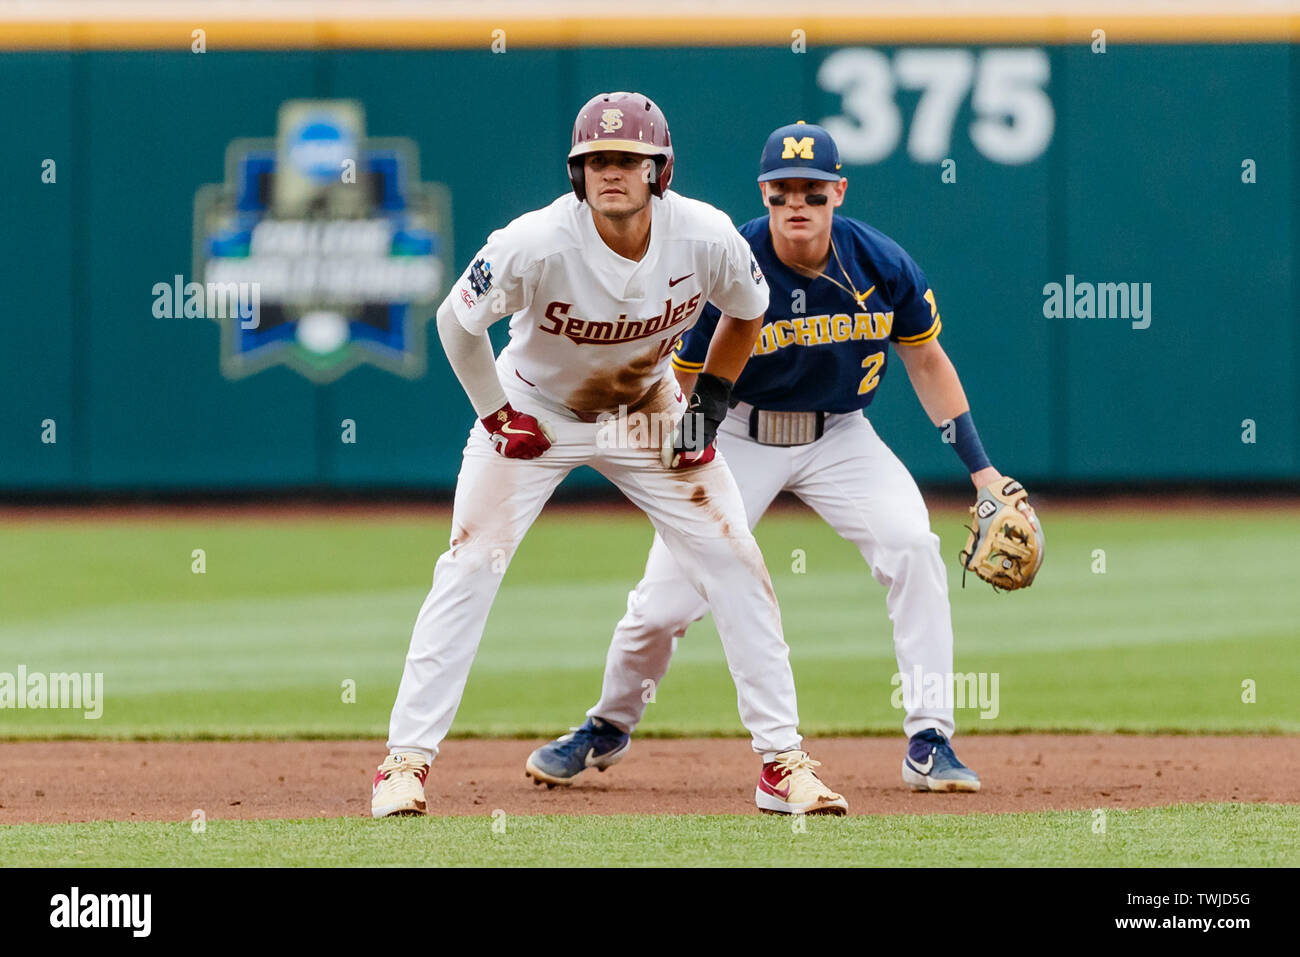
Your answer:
[525,717,631,788]
[902,729,981,792]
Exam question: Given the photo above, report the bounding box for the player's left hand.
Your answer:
[661,373,732,469]
[958,477,1045,591]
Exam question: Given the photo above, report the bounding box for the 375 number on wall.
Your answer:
[819,48,1054,166]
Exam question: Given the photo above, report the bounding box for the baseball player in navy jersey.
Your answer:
[528,121,1033,793]
[372,97,847,818]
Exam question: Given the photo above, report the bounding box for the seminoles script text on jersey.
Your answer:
[447,192,769,415]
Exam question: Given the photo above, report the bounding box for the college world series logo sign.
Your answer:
[193,100,451,382]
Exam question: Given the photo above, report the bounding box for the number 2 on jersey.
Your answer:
[858,353,885,395]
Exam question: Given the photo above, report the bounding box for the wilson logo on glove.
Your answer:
[958,477,1045,592]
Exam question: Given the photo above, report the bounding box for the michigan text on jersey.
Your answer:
[752,312,894,356]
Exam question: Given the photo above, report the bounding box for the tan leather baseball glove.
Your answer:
[958,477,1044,591]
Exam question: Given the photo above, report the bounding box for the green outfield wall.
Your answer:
[1,42,1295,490]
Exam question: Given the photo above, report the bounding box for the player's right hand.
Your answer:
[481,404,555,459]
[660,372,732,469]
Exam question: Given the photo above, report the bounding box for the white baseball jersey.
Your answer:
[446,191,769,415]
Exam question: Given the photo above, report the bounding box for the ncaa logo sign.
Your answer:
[193,100,452,383]
[287,120,354,180]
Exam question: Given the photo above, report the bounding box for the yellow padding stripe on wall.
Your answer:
[2,13,1298,50]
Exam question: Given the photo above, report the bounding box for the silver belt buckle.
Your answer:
[749,409,825,446]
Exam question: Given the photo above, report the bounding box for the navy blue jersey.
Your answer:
[672,215,941,413]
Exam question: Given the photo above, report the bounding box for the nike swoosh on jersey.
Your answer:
[668,273,694,287]
[499,424,535,436]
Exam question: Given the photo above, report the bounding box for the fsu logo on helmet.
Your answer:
[568,92,674,201]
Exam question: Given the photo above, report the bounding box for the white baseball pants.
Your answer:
[589,401,958,740]
[386,377,802,761]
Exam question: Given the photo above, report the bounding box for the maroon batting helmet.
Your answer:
[567,91,674,201]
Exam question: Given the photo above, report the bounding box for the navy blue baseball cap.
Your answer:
[757,121,842,182]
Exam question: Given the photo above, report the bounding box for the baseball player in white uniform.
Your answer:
[372,95,847,818]
[527,122,1006,793]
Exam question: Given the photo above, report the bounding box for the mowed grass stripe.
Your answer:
[3,803,1294,867]
[1,510,1297,737]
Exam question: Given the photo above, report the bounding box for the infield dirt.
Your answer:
[1,735,1294,824]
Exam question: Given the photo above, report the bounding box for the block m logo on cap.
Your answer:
[782,136,815,159]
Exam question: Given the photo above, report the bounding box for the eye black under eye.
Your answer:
[768,193,829,206]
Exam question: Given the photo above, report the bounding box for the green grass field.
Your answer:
[2,506,1297,867]
[6,804,1295,867]
[1,507,1296,737]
